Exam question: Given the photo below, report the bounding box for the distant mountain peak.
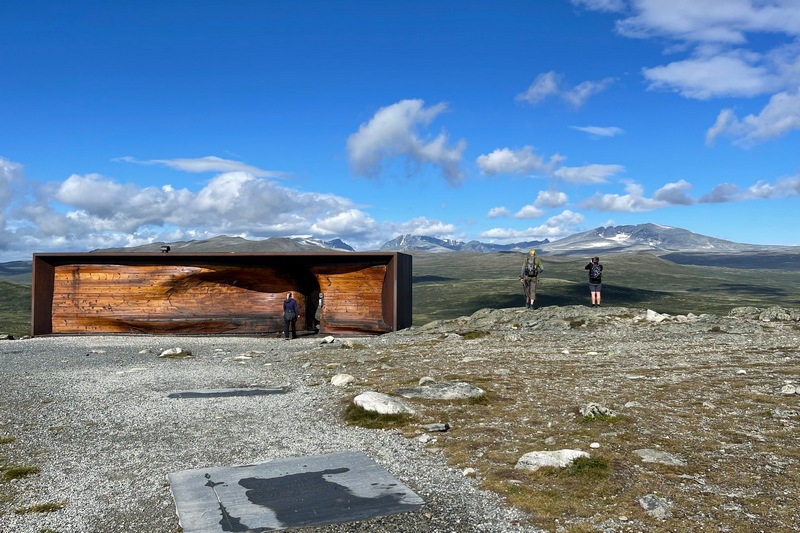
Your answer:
[379,234,549,253]
[92,235,355,253]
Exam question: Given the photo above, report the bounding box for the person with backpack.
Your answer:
[585,257,603,307]
[519,250,543,308]
[283,292,299,339]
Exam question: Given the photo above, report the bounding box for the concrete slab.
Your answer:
[167,388,286,399]
[167,451,424,532]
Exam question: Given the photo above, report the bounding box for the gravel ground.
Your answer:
[0,334,540,533]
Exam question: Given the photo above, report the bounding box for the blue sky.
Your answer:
[1,0,799,261]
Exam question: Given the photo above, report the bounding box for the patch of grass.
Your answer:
[343,402,412,429]
[561,456,611,480]
[14,501,67,514]
[341,342,367,349]
[0,436,16,444]
[39,529,62,533]
[2,465,40,481]
[580,413,620,424]
[466,393,490,405]
[460,330,489,340]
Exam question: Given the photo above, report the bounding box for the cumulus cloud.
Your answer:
[706,89,800,145]
[8,166,385,256]
[516,71,615,108]
[476,146,565,176]
[623,1,800,44]
[0,157,25,249]
[653,179,695,205]
[643,51,778,99]
[514,205,545,219]
[700,174,800,203]
[534,190,569,208]
[479,210,585,241]
[576,0,800,147]
[581,180,697,212]
[570,125,625,137]
[487,206,511,218]
[346,99,466,185]
[699,183,742,203]
[383,217,458,240]
[0,157,23,208]
[746,174,800,199]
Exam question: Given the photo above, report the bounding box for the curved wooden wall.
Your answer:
[32,252,410,336]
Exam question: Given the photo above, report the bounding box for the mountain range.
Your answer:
[45,223,800,256]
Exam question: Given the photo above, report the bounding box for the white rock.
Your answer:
[353,391,415,415]
[331,374,355,387]
[514,449,590,472]
[320,336,335,344]
[158,347,192,358]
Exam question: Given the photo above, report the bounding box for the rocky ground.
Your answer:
[1,304,799,532]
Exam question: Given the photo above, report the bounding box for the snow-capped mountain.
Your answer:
[79,224,791,256]
[93,235,354,253]
[379,234,549,253]
[379,235,465,252]
[539,223,761,255]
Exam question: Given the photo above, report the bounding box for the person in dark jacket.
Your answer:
[283,292,299,339]
[585,257,603,307]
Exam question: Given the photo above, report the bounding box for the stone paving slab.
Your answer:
[167,451,424,532]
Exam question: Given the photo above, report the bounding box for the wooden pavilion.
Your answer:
[31,252,411,336]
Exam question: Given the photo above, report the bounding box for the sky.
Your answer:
[1,0,799,262]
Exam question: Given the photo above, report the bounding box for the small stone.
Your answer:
[331,374,355,387]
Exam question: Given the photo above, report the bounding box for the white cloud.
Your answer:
[570,125,625,137]
[534,190,569,208]
[487,206,511,218]
[745,174,800,199]
[0,157,23,206]
[12,168,381,251]
[116,155,284,178]
[615,0,800,44]
[310,209,377,236]
[479,210,585,241]
[581,1,800,147]
[653,179,695,205]
[699,183,741,203]
[515,71,561,105]
[389,216,458,238]
[700,173,800,202]
[514,204,545,219]
[581,179,697,212]
[553,164,625,184]
[563,77,616,107]
[706,89,800,145]
[570,0,626,12]
[516,71,615,108]
[643,51,776,99]
[476,146,565,176]
[346,99,466,185]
